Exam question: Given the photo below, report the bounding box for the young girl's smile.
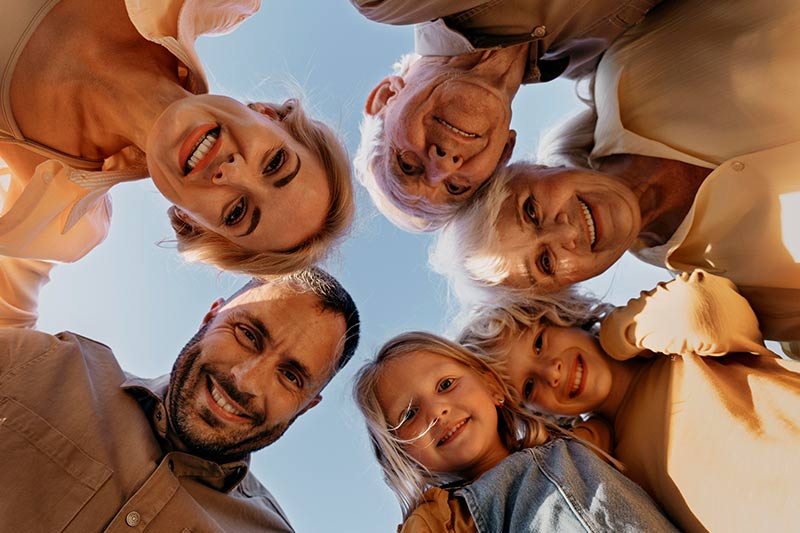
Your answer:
[375,350,509,479]
[504,324,623,418]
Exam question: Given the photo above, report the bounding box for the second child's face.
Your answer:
[504,324,616,417]
[376,351,509,479]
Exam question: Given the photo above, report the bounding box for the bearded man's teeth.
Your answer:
[210,384,242,415]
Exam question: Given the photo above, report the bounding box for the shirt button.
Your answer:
[125,511,141,527]
[531,25,547,38]
[731,160,745,171]
[42,173,53,184]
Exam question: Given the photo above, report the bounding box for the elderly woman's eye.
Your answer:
[539,250,554,275]
[444,182,470,196]
[224,197,247,226]
[263,148,286,175]
[524,197,539,225]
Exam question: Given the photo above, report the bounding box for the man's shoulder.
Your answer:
[0,328,117,381]
[234,471,294,526]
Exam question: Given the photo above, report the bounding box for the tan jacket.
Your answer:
[351,0,663,80]
[0,328,294,532]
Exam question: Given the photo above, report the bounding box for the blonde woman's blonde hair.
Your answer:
[353,331,554,518]
[169,98,354,276]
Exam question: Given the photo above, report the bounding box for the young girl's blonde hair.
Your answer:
[353,331,554,518]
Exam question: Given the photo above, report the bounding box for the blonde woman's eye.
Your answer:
[437,378,454,392]
[224,197,247,226]
[263,149,286,175]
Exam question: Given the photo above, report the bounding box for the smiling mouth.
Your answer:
[184,126,221,175]
[207,376,249,419]
[577,198,597,248]
[437,419,468,446]
[568,357,585,399]
[434,117,479,138]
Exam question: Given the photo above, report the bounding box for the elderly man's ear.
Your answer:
[500,130,517,166]
[365,75,405,116]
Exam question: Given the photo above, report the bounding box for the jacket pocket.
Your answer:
[0,397,112,532]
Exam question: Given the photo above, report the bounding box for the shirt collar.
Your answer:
[121,373,251,492]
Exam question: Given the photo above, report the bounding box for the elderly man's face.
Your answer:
[167,284,346,459]
[368,57,516,208]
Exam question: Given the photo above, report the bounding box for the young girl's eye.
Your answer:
[263,148,286,175]
[400,407,417,424]
[523,379,534,400]
[533,329,544,353]
[437,378,454,392]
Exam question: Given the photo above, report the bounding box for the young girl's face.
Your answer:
[375,350,509,479]
[504,323,618,416]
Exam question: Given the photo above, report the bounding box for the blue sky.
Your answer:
[36,2,674,531]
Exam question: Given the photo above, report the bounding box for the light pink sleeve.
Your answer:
[599,270,770,360]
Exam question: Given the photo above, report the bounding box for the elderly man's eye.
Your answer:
[396,152,422,175]
[444,182,470,196]
[281,368,303,389]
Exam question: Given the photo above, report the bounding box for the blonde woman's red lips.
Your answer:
[180,124,222,176]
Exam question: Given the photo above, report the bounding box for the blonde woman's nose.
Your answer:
[213,153,243,184]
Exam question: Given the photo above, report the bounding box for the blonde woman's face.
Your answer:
[375,350,509,479]
[147,95,330,252]
[504,324,616,417]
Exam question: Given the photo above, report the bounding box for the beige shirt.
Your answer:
[598,272,800,532]
[351,0,662,81]
[0,328,294,532]
[591,0,800,341]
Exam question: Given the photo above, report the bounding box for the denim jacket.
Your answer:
[455,439,677,533]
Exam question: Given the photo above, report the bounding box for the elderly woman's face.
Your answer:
[147,95,330,252]
[491,166,641,291]
[377,63,516,208]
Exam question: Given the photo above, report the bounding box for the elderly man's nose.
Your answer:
[427,144,462,183]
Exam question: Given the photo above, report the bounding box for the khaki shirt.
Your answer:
[351,0,663,81]
[0,328,294,532]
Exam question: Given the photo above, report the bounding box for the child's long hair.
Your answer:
[353,331,553,518]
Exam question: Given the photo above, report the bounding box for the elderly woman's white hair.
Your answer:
[354,53,467,232]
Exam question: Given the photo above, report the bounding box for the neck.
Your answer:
[422,43,528,99]
[597,154,711,247]
[596,357,647,423]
